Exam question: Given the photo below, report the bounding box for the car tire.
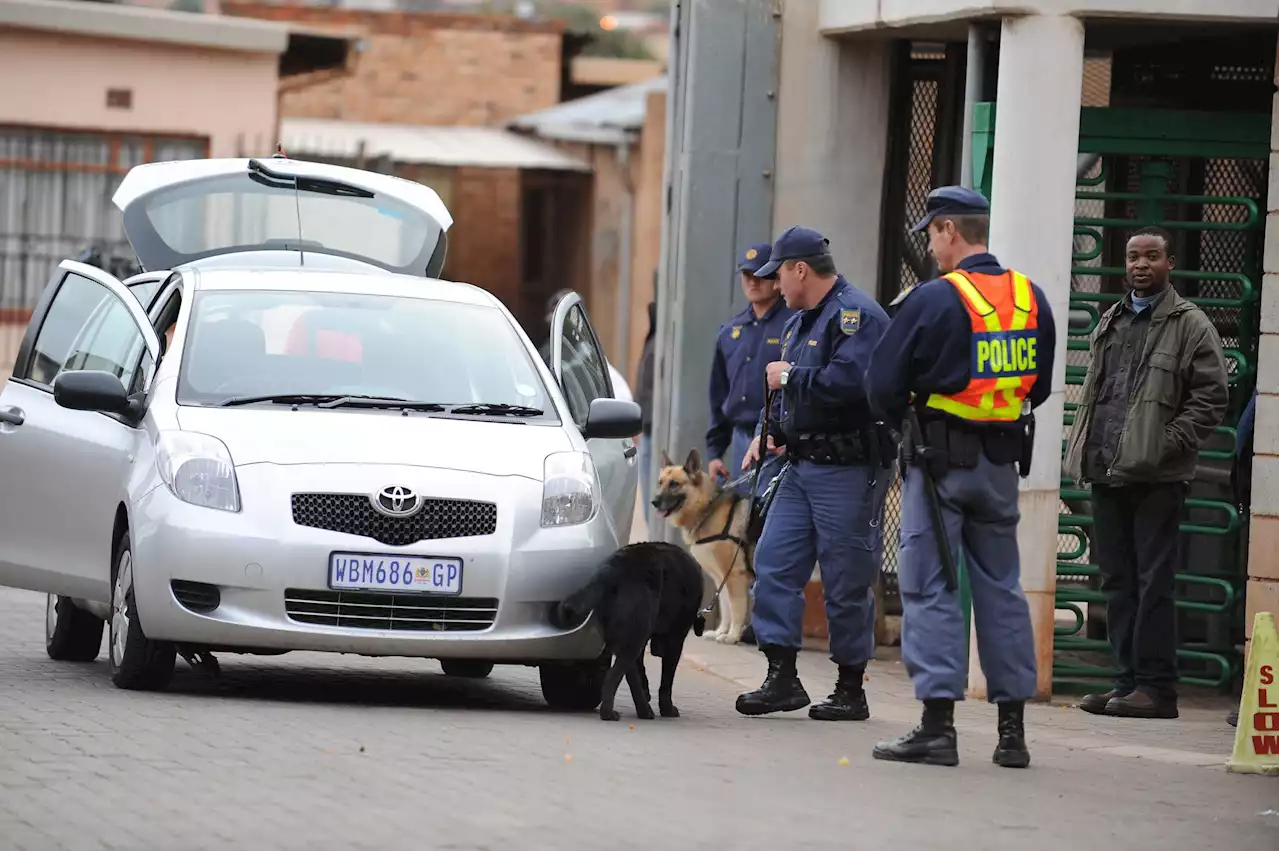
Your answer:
[440,660,494,679]
[45,594,104,662]
[108,536,176,691]
[539,656,607,711]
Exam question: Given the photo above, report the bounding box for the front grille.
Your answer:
[291,493,497,546]
[171,580,220,614]
[284,589,498,632]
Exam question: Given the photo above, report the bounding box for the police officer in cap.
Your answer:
[736,226,895,721]
[865,186,1056,768]
[706,243,795,495]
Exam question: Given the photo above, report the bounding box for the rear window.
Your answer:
[123,172,446,276]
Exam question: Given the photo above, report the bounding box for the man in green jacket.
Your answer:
[1064,225,1229,719]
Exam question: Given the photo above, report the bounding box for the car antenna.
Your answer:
[267,143,304,263]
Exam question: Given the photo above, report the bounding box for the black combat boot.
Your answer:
[871,699,959,766]
[735,645,810,716]
[993,701,1031,768]
[808,664,870,721]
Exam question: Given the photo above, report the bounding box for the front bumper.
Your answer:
[130,463,613,662]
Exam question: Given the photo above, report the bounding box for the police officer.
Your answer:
[865,186,1056,768]
[735,226,894,721]
[707,243,795,495]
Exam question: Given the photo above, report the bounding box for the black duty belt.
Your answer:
[790,431,875,466]
[906,413,1033,477]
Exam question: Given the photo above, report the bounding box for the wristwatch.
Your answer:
[779,366,791,387]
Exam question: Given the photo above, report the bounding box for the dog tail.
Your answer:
[551,554,621,629]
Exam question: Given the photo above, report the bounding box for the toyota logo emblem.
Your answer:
[372,485,422,518]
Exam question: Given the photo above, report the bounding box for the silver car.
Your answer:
[0,156,641,710]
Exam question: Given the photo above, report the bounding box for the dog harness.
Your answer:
[691,488,755,556]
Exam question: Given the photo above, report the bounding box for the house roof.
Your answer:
[279,118,591,172]
[507,75,668,146]
[0,0,291,53]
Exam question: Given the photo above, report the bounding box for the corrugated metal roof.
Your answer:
[506,75,668,146]
[279,118,591,172]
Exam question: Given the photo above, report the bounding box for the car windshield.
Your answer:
[176,289,554,417]
[124,171,445,276]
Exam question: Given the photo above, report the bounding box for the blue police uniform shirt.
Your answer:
[707,297,795,459]
[758,275,890,443]
[865,252,1056,428]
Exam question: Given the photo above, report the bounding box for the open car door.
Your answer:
[549,292,637,543]
[0,260,160,601]
[112,156,454,278]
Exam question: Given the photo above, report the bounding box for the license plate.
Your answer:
[328,553,463,595]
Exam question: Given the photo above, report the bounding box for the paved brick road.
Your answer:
[0,587,1274,851]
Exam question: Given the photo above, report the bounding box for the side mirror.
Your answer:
[53,370,135,418]
[582,397,642,440]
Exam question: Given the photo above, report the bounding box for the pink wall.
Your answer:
[0,27,278,156]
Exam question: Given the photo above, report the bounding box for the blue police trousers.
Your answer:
[750,460,892,666]
[898,454,1037,702]
[729,426,785,497]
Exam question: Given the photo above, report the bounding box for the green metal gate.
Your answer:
[971,104,1272,693]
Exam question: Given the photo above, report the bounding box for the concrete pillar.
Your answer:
[970,14,1085,701]
[1245,47,1279,645]
[771,4,892,296]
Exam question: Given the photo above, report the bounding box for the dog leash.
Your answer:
[700,388,778,616]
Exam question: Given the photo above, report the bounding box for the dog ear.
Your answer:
[683,448,702,475]
[660,449,675,468]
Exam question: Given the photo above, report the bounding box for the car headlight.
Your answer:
[541,451,598,527]
[156,431,241,513]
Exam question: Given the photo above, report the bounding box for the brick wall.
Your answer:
[223,4,564,126]
[443,167,522,315]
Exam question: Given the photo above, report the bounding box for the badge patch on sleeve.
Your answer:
[839,309,862,336]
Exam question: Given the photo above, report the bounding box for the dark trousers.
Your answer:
[1091,482,1187,696]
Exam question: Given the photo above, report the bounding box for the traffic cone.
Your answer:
[1226,611,1280,776]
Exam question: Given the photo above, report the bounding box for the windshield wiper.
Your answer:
[317,396,446,411]
[218,393,445,412]
[219,394,344,408]
[449,403,545,417]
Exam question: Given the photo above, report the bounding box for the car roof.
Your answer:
[187,267,501,309]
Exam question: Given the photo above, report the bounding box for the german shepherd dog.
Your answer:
[554,543,705,722]
[650,448,760,646]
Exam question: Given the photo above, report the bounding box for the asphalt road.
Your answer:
[0,587,1275,851]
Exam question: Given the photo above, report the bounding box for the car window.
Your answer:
[127,279,162,310]
[175,290,554,415]
[24,273,147,390]
[125,172,447,278]
[558,303,611,428]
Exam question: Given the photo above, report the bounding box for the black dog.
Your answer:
[554,542,706,722]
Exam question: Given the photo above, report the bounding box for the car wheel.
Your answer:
[539,656,607,711]
[45,594,104,662]
[108,536,176,691]
[440,660,494,679]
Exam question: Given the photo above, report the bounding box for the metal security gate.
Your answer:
[0,126,206,364]
[876,43,966,613]
[970,39,1273,691]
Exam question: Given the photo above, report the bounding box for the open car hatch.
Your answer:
[112,156,453,277]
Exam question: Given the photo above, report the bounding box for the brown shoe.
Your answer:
[1106,689,1178,719]
[1078,688,1131,715]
